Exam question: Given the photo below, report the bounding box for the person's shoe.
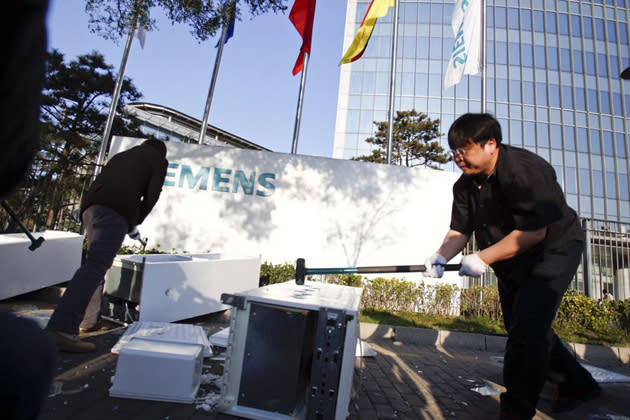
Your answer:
[79,322,110,334]
[552,381,603,413]
[46,329,96,353]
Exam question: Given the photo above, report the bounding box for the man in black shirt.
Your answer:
[424,114,599,419]
[46,139,168,352]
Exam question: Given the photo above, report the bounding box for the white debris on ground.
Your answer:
[194,363,224,412]
[195,392,221,412]
[470,383,501,396]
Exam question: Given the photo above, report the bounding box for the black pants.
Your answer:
[0,311,57,420]
[497,240,596,419]
[47,205,128,334]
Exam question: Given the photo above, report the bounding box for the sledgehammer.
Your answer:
[0,201,45,251]
[295,258,461,285]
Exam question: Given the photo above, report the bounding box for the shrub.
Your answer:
[460,285,502,321]
[259,261,295,286]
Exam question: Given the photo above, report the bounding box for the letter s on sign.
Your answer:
[256,173,276,197]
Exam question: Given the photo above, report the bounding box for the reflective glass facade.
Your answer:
[334,0,630,224]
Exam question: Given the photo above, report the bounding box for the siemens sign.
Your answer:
[164,163,276,197]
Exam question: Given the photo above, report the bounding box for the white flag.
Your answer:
[444,0,482,90]
[134,23,147,49]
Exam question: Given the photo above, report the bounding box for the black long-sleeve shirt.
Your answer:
[81,142,168,230]
[449,144,583,274]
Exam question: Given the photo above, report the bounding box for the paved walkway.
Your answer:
[35,324,630,420]
[3,291,630,420]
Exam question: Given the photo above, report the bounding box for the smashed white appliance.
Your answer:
[109,322,212,403]
[0,230,82,300]
[103,253,260,322]
[218,280,363,420]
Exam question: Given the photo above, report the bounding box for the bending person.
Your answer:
[46,139,168,352]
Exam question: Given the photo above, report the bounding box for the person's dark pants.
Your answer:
[497,240,596,419]
[0,311,57,420]
[47,205,127,334]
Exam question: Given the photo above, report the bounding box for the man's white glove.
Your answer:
[424,253,447,278]
[128,226,142,241]
[459,253,488,277]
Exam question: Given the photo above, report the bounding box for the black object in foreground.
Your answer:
[0,201,45,251]
[621,66,630,80]
[295,257,461,285]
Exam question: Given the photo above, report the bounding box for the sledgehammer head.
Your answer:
[296,258,305,285]
[28,236,45,251]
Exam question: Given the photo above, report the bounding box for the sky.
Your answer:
[46,0,349,158]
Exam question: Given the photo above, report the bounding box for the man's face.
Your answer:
[451,138,499,176]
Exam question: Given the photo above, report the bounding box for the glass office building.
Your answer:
[333,0,630,297]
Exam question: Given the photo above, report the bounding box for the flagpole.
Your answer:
[291,52,309,154]
[385,0,399,164]
[198,10,230,144]
[481,0,486,113]
[94,26,135,179]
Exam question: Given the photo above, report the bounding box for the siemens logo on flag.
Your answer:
[164,163,276,197]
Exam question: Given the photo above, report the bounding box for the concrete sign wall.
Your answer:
[110,137,461,284]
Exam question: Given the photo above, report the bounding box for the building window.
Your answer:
[598,53,609,78]
[585,52,596,76]
[572,50,583,74]
[571,14,581,37]
[520,9,532,31]
[546,11,557,34]
[559,13,569,36]
[575,87,586,111]
[590,129,601,154]
[522,44,533,67]
[508,42,521,66]
[535,45,547,69]
[580,168,592,195]
[583,16,593,39]
[607,20,616,43]
[536,82,548,106]
[595,18,606,42]
[508,8,519,30]
[562,85,574,108]
[495,6,507,29]
[616,133,627,158]
[577,128,588,152]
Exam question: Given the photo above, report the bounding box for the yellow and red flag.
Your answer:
[339,0,394,65]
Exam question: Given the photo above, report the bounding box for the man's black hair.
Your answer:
[448,113,503,150]
[142,138,167,157]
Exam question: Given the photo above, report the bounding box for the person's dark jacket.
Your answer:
[81,139,168,230]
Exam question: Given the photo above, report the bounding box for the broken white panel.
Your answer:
[111,321,212,357]
[110,338,204,403]
[0,230,82,300]
[133,253,260,323]
[209,327,230,348]
[356,339,377,357]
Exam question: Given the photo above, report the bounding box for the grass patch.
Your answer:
[360,309,506,336]
[360,309,630,347]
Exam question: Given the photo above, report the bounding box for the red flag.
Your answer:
[289,0,316,75]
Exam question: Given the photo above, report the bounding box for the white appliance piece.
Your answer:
[103,253,260,322]
[218,280,363,420]
[111,321,212,357]
[109,337,204,403]
[208,327,230,348]
[0,230,82,300]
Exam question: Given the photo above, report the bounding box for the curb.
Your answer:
[359,322,629,365]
